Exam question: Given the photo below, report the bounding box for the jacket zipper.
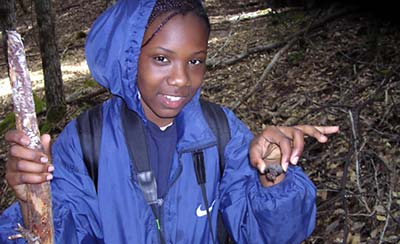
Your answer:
[157,142,218,243]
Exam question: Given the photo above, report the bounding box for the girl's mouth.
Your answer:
[160,94,186,109]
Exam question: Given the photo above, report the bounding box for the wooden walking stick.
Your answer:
[7,30,54,244]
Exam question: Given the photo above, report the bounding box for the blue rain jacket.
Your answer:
[0,0,316,243]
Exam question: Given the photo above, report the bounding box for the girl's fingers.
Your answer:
[261,127,291,171]
[277,125,339,165]
[251,125,339,173]
[9,144,48,164]
[294,125,339,143]
[313,126,340,135]
[249,136,268,173]
[41,134,52,157]
[285,127,304,165]
[7,159,53,174]
[5,130,30,146]
[5,172,52,186]
[276,137,291,172]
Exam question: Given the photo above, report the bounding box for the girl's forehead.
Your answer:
[147,0,200,27]
[143,12,209,47]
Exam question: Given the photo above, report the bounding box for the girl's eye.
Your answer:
[154,56,169,63]
[189,59,203,65]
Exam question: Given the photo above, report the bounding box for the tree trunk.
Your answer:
[0,0,16,31]
[0,0,17,74]
[33,0,66,122]
[16,0,29,14]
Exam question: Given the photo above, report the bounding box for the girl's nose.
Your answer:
[168,63,189,87]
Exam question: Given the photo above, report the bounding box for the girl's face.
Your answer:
[137,12,209,127]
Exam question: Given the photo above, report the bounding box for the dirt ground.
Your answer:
[0,0,399,243]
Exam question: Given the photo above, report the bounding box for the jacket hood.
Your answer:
[85,0,156,115]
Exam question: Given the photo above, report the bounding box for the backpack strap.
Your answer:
[199,99,232,244]
[76,102,159,207]
[76,104,103,192]
[120,102,160,207]
[120,102,165,243]
[77,100,231,188]
[77,100,231,243]
[199,99,231,178]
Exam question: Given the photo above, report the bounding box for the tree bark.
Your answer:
[33,0,66,122]
[0,0,17,76]
[16,0,29,14]
[0,0,16,31]
[8,30,54,244]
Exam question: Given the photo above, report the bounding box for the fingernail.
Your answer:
[291,156,299,165]
[282,162,289,172]
[46,174,53,181]
[40,156,48,163]
[258,163,266,174]
[48,165,54,172]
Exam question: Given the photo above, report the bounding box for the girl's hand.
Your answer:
[249,125,339,186]
[4,130,53,202]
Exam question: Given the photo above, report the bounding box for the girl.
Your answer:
[1,0,338,243]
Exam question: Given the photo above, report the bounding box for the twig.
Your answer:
[208,16,240,63]
[379,188,392,244]
[65,87,108,104]
[206,41,284,67]
[8,223,40,244]
[348,109,371,213]
[340,124,357,244]
[231,39,296,111]
[208,7,356,68]
[348,211,376,217]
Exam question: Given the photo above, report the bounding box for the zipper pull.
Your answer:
[156,218,161,230]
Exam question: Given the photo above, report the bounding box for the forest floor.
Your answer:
[0,0,399,243]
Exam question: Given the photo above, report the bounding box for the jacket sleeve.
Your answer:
[0,121,103,244]
[219,108,316,244]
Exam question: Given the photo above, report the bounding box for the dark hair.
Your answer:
[142,0,210,47]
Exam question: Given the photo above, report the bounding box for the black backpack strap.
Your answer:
[120,102,165,243]
[200,99,231,177]
[199,99,232,244]
[77,100,231,243]
[76,104,103,192]
[120,102,160,206]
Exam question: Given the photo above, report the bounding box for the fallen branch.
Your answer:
[231,38,296,110]
[348,110,371,213]
[339,139,354,244]
[207,41,283,68]
[66,87,108,104]
[208,7,356,68]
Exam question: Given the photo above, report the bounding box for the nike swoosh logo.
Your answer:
[196,200,216,217]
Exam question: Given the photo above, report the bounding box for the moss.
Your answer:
[0,113,16,135]
[33,93,46,113]
[40,120,51,134]
[46,104,67,123]
[287,51,305,65]
[84,78,99,88]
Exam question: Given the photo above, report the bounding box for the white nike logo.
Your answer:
[196,200,216,217]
